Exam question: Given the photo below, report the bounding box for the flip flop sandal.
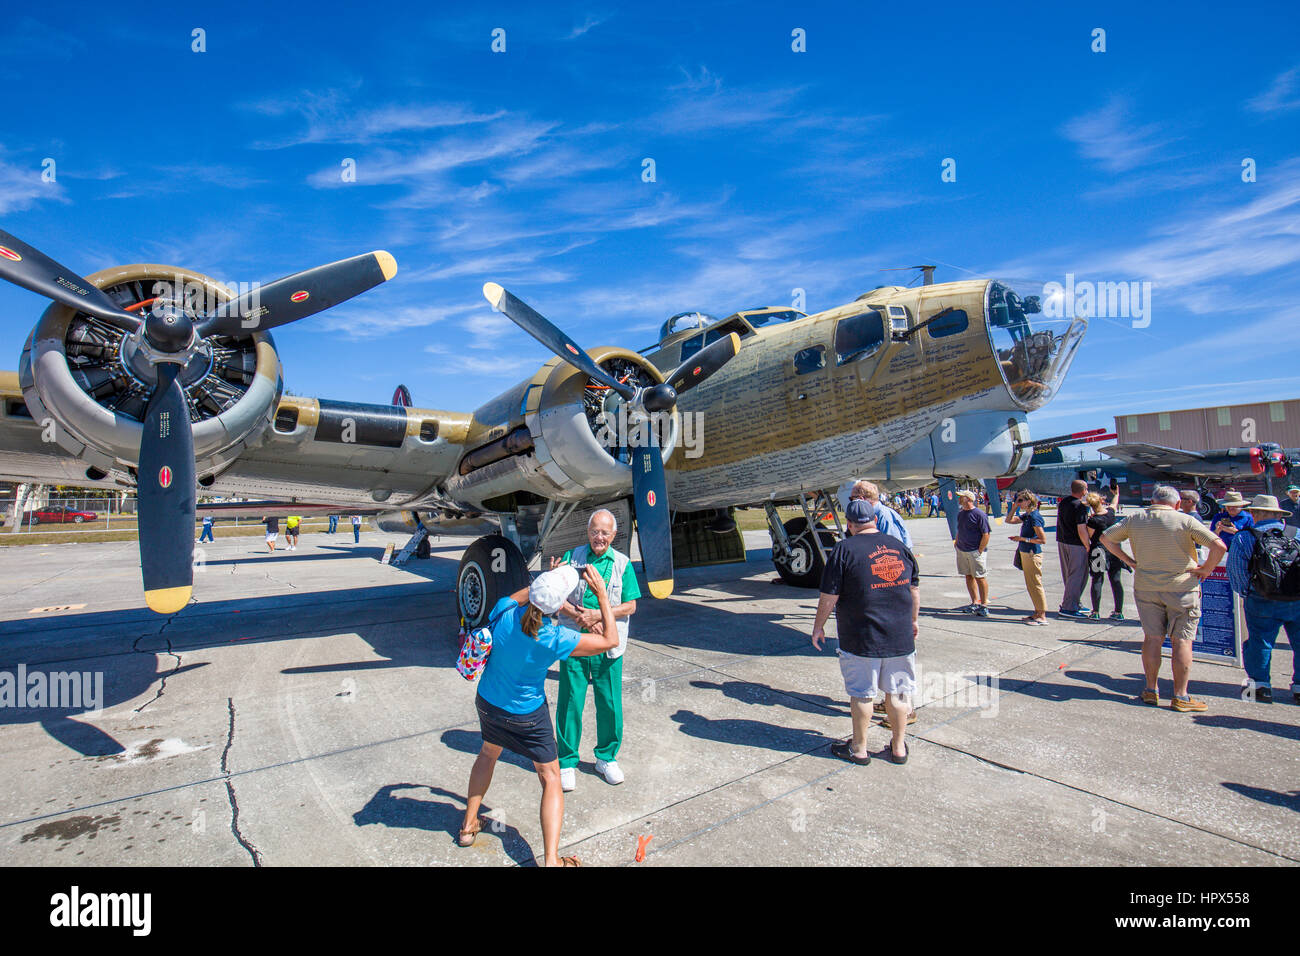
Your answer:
[879,711,918,729]
[457,818,483,847]
[885,742,909,765]
[560,855,582,867]
[830,740,871,765]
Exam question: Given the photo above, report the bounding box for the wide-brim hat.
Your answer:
[1218,491,1249,508]
[956,489,976,500]
[1245,494,1290,517]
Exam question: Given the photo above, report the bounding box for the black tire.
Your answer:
[772,517,838,588]
[457,534,529,629]
[1195,495,1215,521]
[30,515,39,525]
[73,515,84,524]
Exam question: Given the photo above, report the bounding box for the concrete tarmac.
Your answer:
[0,516,1295,866]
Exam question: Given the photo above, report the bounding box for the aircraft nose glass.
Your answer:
[987,280,1085,411]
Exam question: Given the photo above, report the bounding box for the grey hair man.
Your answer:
[1102,484,1227,712]
[1178,489,1202,520]
[1056,479,1092,618]
[845,479,913,548]
[552,508,641,791]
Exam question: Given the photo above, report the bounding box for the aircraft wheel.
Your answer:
[457,534,529,629]
[1195,496,1215,521]
[772,517,837,588]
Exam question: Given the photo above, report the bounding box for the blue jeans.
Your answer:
[1242,594,1300,691]
[327,515,338,533]
[353,525,360,543]
[199,526,214,542]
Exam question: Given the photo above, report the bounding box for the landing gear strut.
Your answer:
[766,493,842,588]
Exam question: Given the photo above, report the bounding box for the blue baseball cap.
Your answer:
[846,499,876,523]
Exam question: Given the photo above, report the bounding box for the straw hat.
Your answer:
[1218,490,1249,509]
[1244,494,1290,517]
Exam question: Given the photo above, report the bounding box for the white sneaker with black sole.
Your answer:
[560,767,576,792]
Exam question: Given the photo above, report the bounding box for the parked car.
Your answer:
[28,506,99,524]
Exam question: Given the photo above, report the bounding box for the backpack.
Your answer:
[456,604,509,681]
[1245,528,1300,601]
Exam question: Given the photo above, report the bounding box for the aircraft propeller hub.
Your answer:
[142,300,197,354]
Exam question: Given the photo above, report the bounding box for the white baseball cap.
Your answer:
[529,566,580,615]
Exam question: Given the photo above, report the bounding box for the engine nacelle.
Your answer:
[443,347,678,510]
[17,263,282,482]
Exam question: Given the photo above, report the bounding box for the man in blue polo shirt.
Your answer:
[1209,490,1255,549]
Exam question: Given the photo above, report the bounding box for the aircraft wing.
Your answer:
[1097,442,1208,470]
[0,372,468,512]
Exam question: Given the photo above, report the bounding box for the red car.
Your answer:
[29,506,99,524]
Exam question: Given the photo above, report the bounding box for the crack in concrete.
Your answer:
[221,697,263,866]
[131,614,183,714]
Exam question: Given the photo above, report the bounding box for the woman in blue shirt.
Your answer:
[458,564,617,867]
[1009,492,1049,625]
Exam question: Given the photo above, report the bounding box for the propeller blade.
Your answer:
[137,363,197,614]
[482,282,634,399]
[0,227,140,330]
[631,437,673,599]
[665,331,742,394]
[198,251,397,337]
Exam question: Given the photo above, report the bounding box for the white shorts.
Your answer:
[838,650,917,700]
[266,532,278,543]
[955,549,987,578]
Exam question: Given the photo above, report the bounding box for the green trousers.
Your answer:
[555,653,623,769]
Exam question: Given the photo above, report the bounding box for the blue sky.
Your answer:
[2,0,1298,458]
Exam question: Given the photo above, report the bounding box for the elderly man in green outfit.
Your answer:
[552,508,641,791]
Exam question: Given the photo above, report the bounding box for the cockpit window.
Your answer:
[740,308,805,329]
[834,310,885,366]
[680,328,725,362]
[660,311,717,341]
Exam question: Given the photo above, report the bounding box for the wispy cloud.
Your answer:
[0,154,67,215]
[565,14,609,39]
[248,93,504,149]
[1247,64,1300,114]
[1061,97,1171,173]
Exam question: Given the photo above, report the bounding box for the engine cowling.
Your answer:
[443,347,679,509]
[17,263,282,482]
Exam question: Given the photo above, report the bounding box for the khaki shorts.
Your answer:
[1134,589,1200,642]
[955,549,988,578]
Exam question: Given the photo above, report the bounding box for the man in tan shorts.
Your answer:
[1101,485,1227,711]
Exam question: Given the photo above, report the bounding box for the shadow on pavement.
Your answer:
[353,783,536,865]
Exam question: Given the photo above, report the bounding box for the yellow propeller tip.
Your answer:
[482,282,504,309]
[648,580,674,599]
[374,251,398,281]
[145,586,191,614]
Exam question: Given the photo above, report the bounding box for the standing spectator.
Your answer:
[1101,485,1227,711]
[846,480,912,548]
[351,514,362,543]
[1178,489,1202,520]
[927,492,940,517]
[953,490,991,616]
[1056,479,1092,619]
[811,499,920,765]
[1010,492,1048,625]
[1279,485,1300,531]
[552,509,640,792]
[1208,490,1254,549]
[327,513,339,534]
[262,515,279,553]
[1084,492,1126,621]
[458,565,617,867]
[199,515,215,543]
[285,514,301,551]
[1227,495,1300,704]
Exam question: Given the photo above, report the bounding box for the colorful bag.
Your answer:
[456,605,507,681]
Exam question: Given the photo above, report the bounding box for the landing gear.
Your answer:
[456,534,529,629]
[770,516,838,588]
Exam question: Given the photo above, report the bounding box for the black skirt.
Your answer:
[475,694,557,764]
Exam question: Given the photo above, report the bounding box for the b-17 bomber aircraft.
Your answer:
[0,227,1086,624]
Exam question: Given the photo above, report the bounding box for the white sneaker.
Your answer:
[594,759,624,785]
[560,767,576,792]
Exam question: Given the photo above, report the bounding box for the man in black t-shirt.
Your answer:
[1056,479,1091,617]
[812,499,921,766]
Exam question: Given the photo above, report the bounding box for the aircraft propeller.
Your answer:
[483,282,742,598]
[0,226,398,613]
